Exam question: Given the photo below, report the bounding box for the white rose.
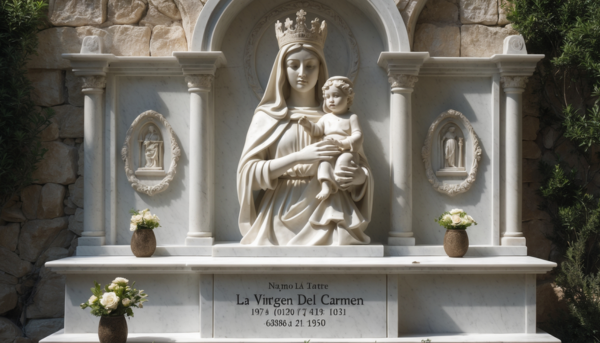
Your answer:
[89,295,98,304]
[112,277,129,285]
[130,223,137,231]
[122,298,131,307]
[141,209,149,214]
[100,292,120,310]
[108,283,120,291]
[451,214,462,225]
[442,214,452,221]
[132,214,143,224]
[467,215,475,223]
[449,209,464,215]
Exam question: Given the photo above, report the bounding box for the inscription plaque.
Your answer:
[213,274,386,338]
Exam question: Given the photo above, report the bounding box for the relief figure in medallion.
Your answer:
[443,126,457,168]
[237,10,373,246]
[142,125,162,169]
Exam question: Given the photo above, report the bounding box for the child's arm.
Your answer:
[299,116,324,137]
[338,114,363,152]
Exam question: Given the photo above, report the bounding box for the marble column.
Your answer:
[387,74,418,246]
[501,76,528,246]
[185,75,214,246]
[79,76,106,246]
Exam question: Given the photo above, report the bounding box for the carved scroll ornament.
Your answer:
[421,109,482,196]
[121,110,181,196]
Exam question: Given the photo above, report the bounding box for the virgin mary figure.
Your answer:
[236,10,374,246]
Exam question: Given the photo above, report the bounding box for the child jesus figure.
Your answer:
[299,76,364,200]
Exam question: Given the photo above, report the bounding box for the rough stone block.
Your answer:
[542,127,555,149]
[26,266,66,319]
[0,283,18,314]
[461,24,516,57]
[0,317,22,342]
[53,105,84,138]
[0,223,20,251]
[151,25,188,56]
[18,217,69,262]
[28,70,64,107]
[40,120,60,142]
[0,273,18,285]
[32,141,78,185]
[68,209,84,236]
[537,282,567,324]
[523,141,542,160]
[39,183,66,219]
[151,0,181,20]
[49,229,76,250]
[1,201,26,223]
[141,2,178,28]
[173,0,205,49]
[413,23,460,57]
[460,0,498,25]
[0,247,31,278]
[28,27,80,69]
[24,318,64,343]
[522,220,551,260]
[65,71,84,107]
[68,176,84,209]
[498,0,511,25]
[48,0,108,26]
[523,158,540,183]
[522,116,540,141]
[108,0,147,24]
[417,0,459,24]
[522,183,547,221]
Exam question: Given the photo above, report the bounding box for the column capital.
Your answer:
[185,74,214,92]
[501,76,528,91]
[80,75,107,91]
[62,53,117,77]
[387,74,419,89]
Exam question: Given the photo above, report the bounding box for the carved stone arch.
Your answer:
[397,0,430,48]
[191,0,411,52]
[421,109,483,196]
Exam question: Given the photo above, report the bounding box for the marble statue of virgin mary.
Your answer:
[236,10,374,246]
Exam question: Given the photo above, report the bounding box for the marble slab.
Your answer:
[77,245,212,256]
[41,329,561,342]
[385,245,527,256]
[46,256,557,275]
[213,274,386,338]
[212,242,384,257]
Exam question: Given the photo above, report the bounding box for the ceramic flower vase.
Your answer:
[131,229,156,257]
[98,315,127,343]
[443,229,469,257]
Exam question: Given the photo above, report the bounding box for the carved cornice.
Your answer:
[388,74,418,89]
[80,75,106,89]
[185,74,213,91]
[501,76,528,90]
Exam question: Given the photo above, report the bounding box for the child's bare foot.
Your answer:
[316,181,332,200]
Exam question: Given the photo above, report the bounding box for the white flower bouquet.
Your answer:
[435,208,477,230]
[80,277,148,317]
[129,208,160,231]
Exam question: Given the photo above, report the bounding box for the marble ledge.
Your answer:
[212,242,384,257]
[46,255,556,275]
[77,245,212,256]
[41,330,560,343]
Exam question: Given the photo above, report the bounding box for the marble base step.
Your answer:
[212,242,384,257]
[41,330,560,343]
[385,245,527,256]
[77,245,212,256]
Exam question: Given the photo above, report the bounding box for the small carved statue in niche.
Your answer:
[143,125,161,169]
[437,124,466,177]
[299,76,363,201]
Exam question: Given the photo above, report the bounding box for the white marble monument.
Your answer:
[43,0,559,342]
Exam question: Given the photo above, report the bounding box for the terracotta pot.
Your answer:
[443,229,469,257]
[98,315,127,343]
[131,229,156,257]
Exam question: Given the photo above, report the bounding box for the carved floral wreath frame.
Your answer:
[121,110,181,196]
[421,109,482,196]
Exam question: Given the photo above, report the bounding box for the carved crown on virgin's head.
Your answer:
[275,9,328,49]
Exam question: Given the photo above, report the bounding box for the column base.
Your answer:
[387,236,416,246]
[78,237,106,246]
[501,236,526,246]
[185,236,214,246]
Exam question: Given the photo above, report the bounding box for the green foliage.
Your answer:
[80,278,148,318]
[0,0,53,209]
[508,0,600,341]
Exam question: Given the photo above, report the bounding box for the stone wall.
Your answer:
[0,0,560,341]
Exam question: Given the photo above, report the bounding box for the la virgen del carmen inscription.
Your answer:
[213,275,387,338]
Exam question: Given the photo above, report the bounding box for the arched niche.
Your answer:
[191,0,411,52]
